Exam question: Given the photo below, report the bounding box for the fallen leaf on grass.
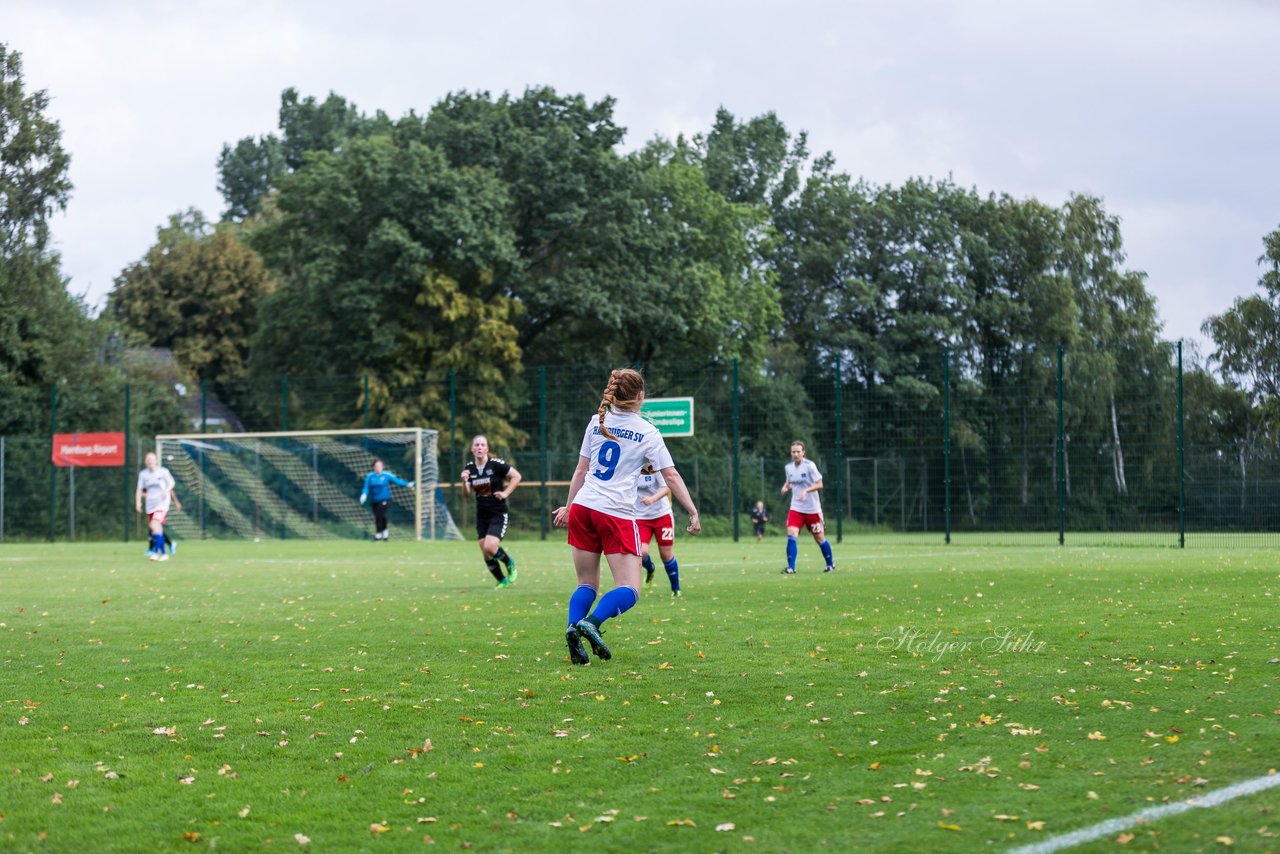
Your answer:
[1087,731,1106,741]
[183,831,200,842]
[936,821,961,831]
[1116,832,1134,843]
[294,833,310,844]
[715,823,736,831]
[369,822,390,834]
[666,819,696,827]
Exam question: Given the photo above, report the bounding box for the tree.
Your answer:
[1203,225,1280,404]
[248,134,523,442]
[693,107,807,212]
[108,208,274,397]
[1,43,72,254]
[1056,194,1167,501]
[216,88,389,221]
[216,135,284,221]
[0,43,85,434]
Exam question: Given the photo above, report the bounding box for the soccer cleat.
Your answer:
[565,627,589,665]
[506,565,518,586]
[144,549,155,559]
[574,619,611,661]
[672,589,682,598]
[495,577,510,589]
[645,564,655,585]
[155,553,169,562]
[167,541,177,557]
[781,566,796,575]
[824,565,834,573]
[148,552,160,561]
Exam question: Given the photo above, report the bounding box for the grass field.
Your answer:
[1,535,1278,852]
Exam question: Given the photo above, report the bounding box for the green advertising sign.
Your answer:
[641,397,694,437]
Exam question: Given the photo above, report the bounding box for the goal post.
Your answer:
[154,428,462,542]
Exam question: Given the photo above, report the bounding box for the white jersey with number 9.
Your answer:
[573,410,674,519]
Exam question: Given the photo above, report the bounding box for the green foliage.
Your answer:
[216,135,284,221]
[0,43,72,254]
[1203,225,1280,404]
[249,134,523,442]
[108,208,274,401]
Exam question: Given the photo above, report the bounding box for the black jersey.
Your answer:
[465,457,513,512]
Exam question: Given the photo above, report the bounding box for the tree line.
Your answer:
[4,41,1278,505]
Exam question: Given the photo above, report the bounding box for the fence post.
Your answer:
[363,372,369,431]
[49,385,59,542]
[1177,340,1185,548]
[539,365,548,541]
[199,380,207,539]
[1056,345,1066,546]
[124,383,131,542]
[732,358,740,542]
[834,354,844,544]
[943,349,952,545]
[448,369,457,508]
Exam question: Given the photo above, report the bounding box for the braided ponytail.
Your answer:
[596,368,645,441]
[597,373,620,440]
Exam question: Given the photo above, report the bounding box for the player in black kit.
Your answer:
[461,434,523,588]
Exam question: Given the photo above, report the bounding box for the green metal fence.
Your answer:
[3,345,1277,545]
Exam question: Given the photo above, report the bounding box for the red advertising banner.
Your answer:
[51,432,127,467]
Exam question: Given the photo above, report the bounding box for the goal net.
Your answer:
[155,428,462,541]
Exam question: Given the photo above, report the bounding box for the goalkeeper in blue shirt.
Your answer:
[359,458,414,541]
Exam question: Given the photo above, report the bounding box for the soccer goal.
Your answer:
[155,428,462,541]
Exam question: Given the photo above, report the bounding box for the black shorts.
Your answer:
[475,505,509,541]
[753,521,767,536]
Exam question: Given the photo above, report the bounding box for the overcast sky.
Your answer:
[5,0,1279,351]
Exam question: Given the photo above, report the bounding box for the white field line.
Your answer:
[680,552,980,567]
[1007,771,1280,854]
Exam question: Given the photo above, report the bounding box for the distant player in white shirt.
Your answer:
[553,368,700,664]
[780,440,834,574]
[135,451,181,561]
[635,461,681,596]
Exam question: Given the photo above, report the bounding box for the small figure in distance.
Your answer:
[780,441,834,574]
[750,499,769,543]
[136,451,181,561]
[461,434,521,588]
[359,458,414,542]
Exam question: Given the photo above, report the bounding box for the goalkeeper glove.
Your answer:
[359,494,367,505]
[408,481,416,488]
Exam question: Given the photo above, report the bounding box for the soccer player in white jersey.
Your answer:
[780,440,834,574]
[552,368,700,664]
[635,461,681,596]
[135,451,181,561]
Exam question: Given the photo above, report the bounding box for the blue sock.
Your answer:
[786,535,797,569]
[152,533,164,553]
[819,540,833,567]
[664,557,680,591]
[589,586,639,625]
[641,554,654,573]
[568,585,598,627]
